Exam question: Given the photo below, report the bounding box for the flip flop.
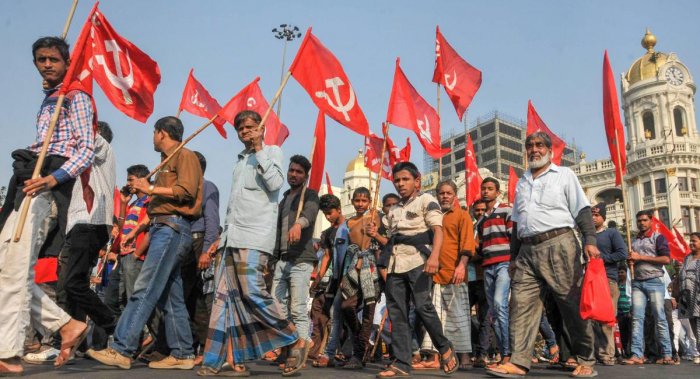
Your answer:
[570,365,598,378]
[440,345,458,374]
[55,326,88,368]
[376,365,411,378]
[485,364,527,378]
[282,341,310,377]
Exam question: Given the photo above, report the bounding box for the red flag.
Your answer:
[508,166,518,205]
[527,100,566,165]
[113,187,121,219]
[325,172,334,195]
[364,131,411,181]
[433,26,482,121]
[178,69,226,138]
[387,59,450,159]
[60,3,98,96]
[308,111,326,192]
[673,226,691,262]
[465,135,482,206]
[603,51,627,186]
[217,77,289,146]
[289,28,370,136]
[399,137,411,163]
[650,217,690,263]
[89,9,161,122]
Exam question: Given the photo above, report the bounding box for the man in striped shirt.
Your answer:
[477,177,513,367]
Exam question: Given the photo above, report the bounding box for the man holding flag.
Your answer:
[0,36,94,375]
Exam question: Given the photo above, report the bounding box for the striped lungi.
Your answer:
[421,282,471,353]
[202,248,298,369]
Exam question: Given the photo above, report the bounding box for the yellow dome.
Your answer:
[346,149,367,173]
[626,29,668,85]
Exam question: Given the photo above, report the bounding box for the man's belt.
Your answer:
[191,232,205,239]
[151,215,182,233]
[521,227,571,245]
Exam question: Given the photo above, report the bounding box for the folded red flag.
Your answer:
[602,51,627,185]
[508,166,518,205]
[580,258,616,325]
[308,111,326,192]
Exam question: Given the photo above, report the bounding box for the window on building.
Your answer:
[482,150,497,162]
[674,107,688,136]
[501,150,524,165]
[642,111,656,140]
[500,123,522,139]
[454,161,465,173]
[682,206,691,233]
[454,135,465,146]
[442,141,451,149]
[441,155,452,164]
[643,181,652,197]
[481,122,495,136]
[469,130,478,141]
[454,149,465,160]
[485,163,497,174]
[692,178,699,192]
[443,167,452,177]
[501,137,523,152]
[679,176,689,192]
[695,208,700,232]
[658,207,670,228]
[655,177,667,194]
[481,136,496,149]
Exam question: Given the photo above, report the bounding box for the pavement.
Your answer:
[20,358,700,378]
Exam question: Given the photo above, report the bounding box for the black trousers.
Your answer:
[56,224,113,328]
[468,279,491,356]
[386,266,450,373]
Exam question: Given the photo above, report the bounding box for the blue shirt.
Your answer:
[190,179,220,254]
[220,145,284,253]
[512,163,590,238]
[596,227,628,281]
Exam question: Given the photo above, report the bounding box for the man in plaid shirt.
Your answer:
[0,36,95,375]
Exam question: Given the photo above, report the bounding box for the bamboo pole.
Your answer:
[615,128,634,279]
[437,83,442,179]
[13,0,81,242]
[175,109,182,118]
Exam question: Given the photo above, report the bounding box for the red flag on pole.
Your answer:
[465,134,482,206]
[178,69,226,138]
[603,51,627,186]
[433,26,482,121]
[364,132,412,181]
[651,217,690,262]
[61,3,98,96]
[325,172,334,195]
[288,28,370,137]
[527,100,566,165]
[387,58,450,159]
[90,8,161,122]
[217,77,289,146]
[308,111,326,192]
[673,226,691,262]
[508,166,518,205]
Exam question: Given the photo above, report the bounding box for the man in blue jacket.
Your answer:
[590,203,627,365]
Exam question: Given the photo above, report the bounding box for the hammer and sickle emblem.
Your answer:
[417,114,433,144]
[94,39,134,104]
[246,97,257,107]
[444,70,457,91]
[190,90,206,110]
[314,77,356,122]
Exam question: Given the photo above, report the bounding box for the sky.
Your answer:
[1,0,699,210]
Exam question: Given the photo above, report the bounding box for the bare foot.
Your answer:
[0,357,23,375]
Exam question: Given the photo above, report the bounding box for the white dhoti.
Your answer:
[421,282,471,354]
[0,193,71,358]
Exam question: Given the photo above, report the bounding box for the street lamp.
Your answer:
[271,24,302,118]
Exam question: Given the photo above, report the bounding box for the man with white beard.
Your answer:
[486,132,600,378]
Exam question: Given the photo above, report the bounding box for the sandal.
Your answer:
[197,365,251,377]
[376,365,411,378]
[343,356,364,370]
[55,326,88,368]
[282,340,310,377]
[412,358,439,370]
[570,365,598,378]
[563,359,578,370]
[485,363,527,378]
[264,349,280,362]
[312,355,333,368]
[621,356,644,365]
[659,357,675,365]
[440,345,458,374]
[0,358,24,377]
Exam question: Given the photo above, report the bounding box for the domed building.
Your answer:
[574,30,700,234]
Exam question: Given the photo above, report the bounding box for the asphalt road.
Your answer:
[21,359,700,378]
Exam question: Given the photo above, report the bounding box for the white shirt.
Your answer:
[511,163,589,238]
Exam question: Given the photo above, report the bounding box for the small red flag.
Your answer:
[433,26,482,121]
[217,77,289,146]
[113,186,121,219]
[603,51,627,186]
[289,28,370,137]
[308,111,326,192]
[527,100,566,165]
[673,226,691,262]
[650,217,690,263]
[465,134,482,206]
[364,131,411,181]
[90,8,161,122]
[325,172,334,195]
[178,69,226,138]
[508,166,518,205]
[387,58,450,159]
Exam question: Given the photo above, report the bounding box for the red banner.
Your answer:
[603,51,627,186]
[651,217,690,262]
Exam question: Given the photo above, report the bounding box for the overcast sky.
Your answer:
[1,0,699,206]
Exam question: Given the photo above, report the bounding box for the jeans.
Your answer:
[272,260,314,340]
[484,262,511,357]
[112,217,194,359]
[631,277,672,358]
[324,289,343,357]
[539,314,557,349]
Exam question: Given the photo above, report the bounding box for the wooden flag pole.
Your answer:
[175,109,182,118]
[146,114,219,179]
[437,83,443,179]
[370,124,390,219]
[259,71,292,133]
[615,128,634,279]
[13,0,82,242]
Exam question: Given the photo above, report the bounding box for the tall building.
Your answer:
[575,30,700,235]
[423,111,581,190]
